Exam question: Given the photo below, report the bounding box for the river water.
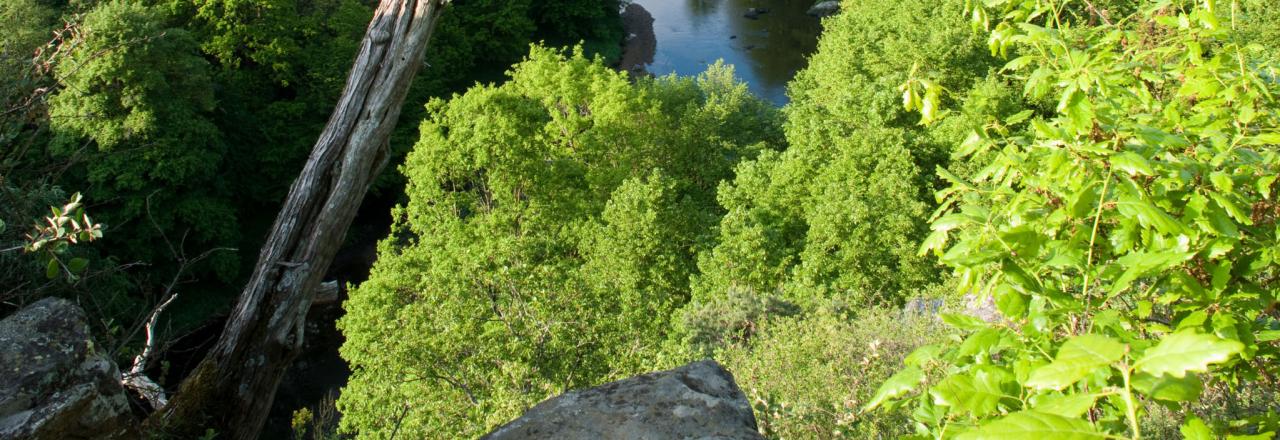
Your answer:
[629,0,823,104]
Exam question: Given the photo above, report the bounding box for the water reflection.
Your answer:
[631,0,822,104]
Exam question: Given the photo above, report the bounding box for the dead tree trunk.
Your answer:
[148,1,448,438]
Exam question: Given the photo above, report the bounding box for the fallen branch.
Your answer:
[121,293,177,409]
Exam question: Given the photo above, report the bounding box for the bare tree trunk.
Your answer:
[147,1,448,438]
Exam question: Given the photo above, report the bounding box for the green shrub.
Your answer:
[720,307,951,439]
[869,1,1280,438]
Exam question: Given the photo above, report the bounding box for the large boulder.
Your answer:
[807,1,841,17]
[483,360,763,440]
[0,298,133,439]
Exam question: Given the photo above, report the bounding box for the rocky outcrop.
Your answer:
[0,298,134,439]
[483,360,763,440]
[807,1,841,17]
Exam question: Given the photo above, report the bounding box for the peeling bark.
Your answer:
[146,1,449,438]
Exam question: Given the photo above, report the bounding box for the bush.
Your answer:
[869,1,1280,438]
[720,307,950,439]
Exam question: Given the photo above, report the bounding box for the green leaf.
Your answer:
[904,344,944,367]
[932,214,969,232]
[1134,331,1243,378]
[936,166,974,190]
[955,410,1105,440]
[46,258,59,280]
[1029,393,1099,418]
[958,328,1002,358]
[1258,174,1277,199]
[1132,372,1202,402]
[1209,171,1234,193]
[1111,152,1154,176]
[919,230,949,256]
[1062,90,1095,133]
[941,313,991,331]
[1209,192,1253,225]
[1180,416,1213,440]
[1067,182,1099,219]
[921,87,940,125]
[930,367,1013,416]
[864,366,923,411]
[1108,250,1194,297]
[1025,334,1124,390]
[67,258,89,274]
[994,285,1028,318]
[1115,196,1185,235]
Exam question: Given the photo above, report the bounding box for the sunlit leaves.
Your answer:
[864,366,924,411]
[875,0,1280,438]
[1025,335,1124,391]
[1132,372,1203,402]
[930,367,1014,415]
[955,410,1105,440]
[340,47,778,438]
[1029,394,1100,418]
[1134,331,1244,378]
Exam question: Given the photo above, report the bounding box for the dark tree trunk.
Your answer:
[147,1,448,438]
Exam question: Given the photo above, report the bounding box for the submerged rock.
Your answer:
[744,8,769,20]
[0,298,133,439]
[483,360,763,440]
[807,1,840,17]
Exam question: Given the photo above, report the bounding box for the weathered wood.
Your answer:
[148,1,448,438]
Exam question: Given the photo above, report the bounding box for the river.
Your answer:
[626,0,823,105]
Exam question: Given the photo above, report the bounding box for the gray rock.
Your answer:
[902,297,944,318]
[807,1,841,17]
[963,293,1005,324]
[743,8,768,20]
[483,360,763,440]
[0,298,134,439]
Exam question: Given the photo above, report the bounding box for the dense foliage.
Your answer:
[720,308,950,438]
[867,1,1280,438]
[0,0,623,350]
[675,0,1018,354]
[6,0,1278,437]
[338,47,779,438]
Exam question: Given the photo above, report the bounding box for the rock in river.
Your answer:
[807,1,841,17]
[743,8,769,20]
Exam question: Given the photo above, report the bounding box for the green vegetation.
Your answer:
[338,47,778,438]
[340,0,1280,438]
[677,0,1010,354]
[4,0,1278,438]
[720,308,951,438]
[0,0,623,351]
[865,1,1280,438]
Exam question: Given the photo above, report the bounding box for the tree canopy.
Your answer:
[338,46,779,438]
